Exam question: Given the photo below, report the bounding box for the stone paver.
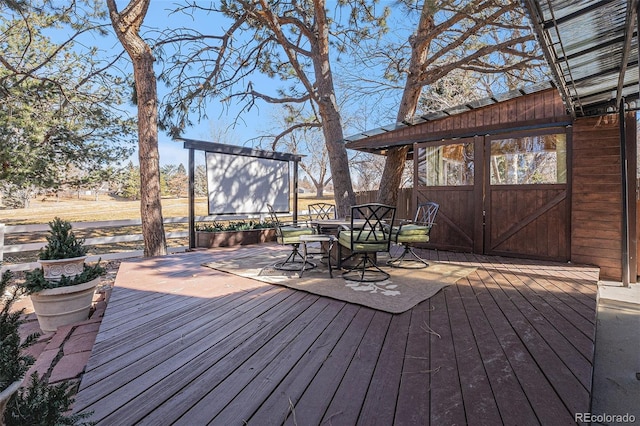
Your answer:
[49,351,93,383]
[63,332,98,356]
[26,348,59,381]
[17,286,112,385]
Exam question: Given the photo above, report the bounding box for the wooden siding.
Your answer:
[73,245,599,425]
[347,89,569,151]
[571,115,624,279]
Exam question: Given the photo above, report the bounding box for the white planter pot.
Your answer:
[0,380,21,425]
[38,256,87,281]
[30,278,99,332]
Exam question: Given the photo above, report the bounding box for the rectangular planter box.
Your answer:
[195,229,276,248]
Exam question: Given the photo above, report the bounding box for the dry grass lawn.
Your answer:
[0,193,333,265]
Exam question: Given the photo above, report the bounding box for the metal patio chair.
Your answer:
[267,204,316,272]
[308,202,336,221]
[387,201,439,269]
[337,203,396,282]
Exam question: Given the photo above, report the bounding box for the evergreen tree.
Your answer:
[120,162,141,200]
[0,2,136,208]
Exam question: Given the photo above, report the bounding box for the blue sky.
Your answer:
[117,3,269,166]
[99,1,406,167]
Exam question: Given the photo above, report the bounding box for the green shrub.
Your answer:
[39,218,87,260]
[22,262,106,295]
[0,271,39,392]
[4,373,94,426]
[196,220,275,232]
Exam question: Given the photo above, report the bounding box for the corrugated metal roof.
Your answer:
[523,0,639,116]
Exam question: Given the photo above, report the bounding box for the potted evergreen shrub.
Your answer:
[38,218,88,281]
[23,263,105,333]
[23,218,105,332]
[195,220,276,248]
[0,271,39,423]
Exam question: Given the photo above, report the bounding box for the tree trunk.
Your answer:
[107,0,167,257]
[134,55,167,256]
[312,0,355,218]
[377,4,434,207]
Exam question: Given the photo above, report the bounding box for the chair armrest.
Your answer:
[337,224,350,237]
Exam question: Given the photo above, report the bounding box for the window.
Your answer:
[417,142,474,186]
[490,133,566,185]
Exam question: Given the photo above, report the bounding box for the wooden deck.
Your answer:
[73,244,599,425]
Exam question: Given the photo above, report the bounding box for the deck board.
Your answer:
[457,275,539,425]
[352,311,410,425]
[446,283,503,425]
[429,289,467,426]
[395,300,432,425]
[321,310,392,426]
[73,245,599,425]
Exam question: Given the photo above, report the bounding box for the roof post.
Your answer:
[619,98,630,287]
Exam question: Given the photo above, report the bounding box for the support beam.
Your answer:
[615,0,638,109]
[619,99,630,287]
[188,148,195,249]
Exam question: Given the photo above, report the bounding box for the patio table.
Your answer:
[310,219,372,268]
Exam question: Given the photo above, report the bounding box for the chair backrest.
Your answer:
[348,203,396,252]
[266,204,284,239]
[414,202,439,227]
[308,202,336,220]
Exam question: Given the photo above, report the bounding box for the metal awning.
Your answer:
[344,1,639,144]
[523,0,639,116]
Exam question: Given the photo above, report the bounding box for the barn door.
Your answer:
[414,137,483,253]
[483,130,570,261]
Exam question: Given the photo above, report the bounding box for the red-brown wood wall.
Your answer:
[347,89,638,281]
[347,89,568,152]
[571,114,637,280]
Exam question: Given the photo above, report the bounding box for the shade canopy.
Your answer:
[523,0,639,116]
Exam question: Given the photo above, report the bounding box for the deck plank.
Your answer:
[357,310,412,425]
[72,247,598,425]
[458,274,539,425]
[245,302,359,423]
[481,260,591,414]
[282,308,377,425]
[322,310,396,426]
[428,288,466,426]
[472,266,578,425]
[172,296,334,424]
[79,285,289,391]
[110,291,315,425]
[75,289,309,421]
[445,282,503,424]
[212,298,347,425]
[87,285,276,367]
[395,300,432,425]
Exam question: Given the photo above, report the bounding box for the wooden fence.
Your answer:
[355,188,412,220]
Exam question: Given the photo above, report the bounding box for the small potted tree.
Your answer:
[0,271,39,422]
[23,218,105,332]
[38,218,88,281]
